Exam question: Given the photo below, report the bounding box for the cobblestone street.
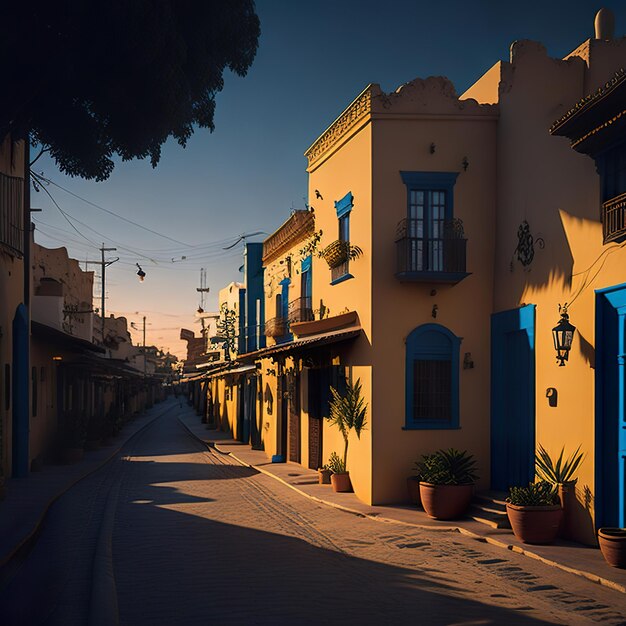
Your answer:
[1,409,625,625]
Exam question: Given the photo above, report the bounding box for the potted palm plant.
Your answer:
[535,443,584,540]
[325,378,368,493]
[418,449,478,520]
[506,481,562,544]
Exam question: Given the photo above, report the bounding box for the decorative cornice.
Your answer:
[550,68,625,134]
[262,210,315,265]
[304,86,373,168]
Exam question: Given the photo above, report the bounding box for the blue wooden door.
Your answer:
[491,305,536,492]
[595,284,626,528]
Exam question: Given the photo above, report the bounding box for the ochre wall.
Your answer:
[492,38,626,544]
[307,123,374,503]
[370,113,497,503]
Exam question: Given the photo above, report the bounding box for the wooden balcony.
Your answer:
[265,316,287,338]
[395,219,469,284]
[288,297,314,323]
[602,192,626,244]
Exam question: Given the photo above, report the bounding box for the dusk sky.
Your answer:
[31,0,626,357]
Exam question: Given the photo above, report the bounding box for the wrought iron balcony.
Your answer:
[0,172,24,255]
[395,219,469,284]
[288,297,314,323]
[602,192,626,244]
[265,316,287,338]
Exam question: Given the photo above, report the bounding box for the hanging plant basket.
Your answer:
[320,240,350,268]
[320,240,362,269]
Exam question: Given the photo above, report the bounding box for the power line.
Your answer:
[33,172,191,247]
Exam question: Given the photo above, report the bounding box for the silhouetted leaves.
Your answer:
[0,1,260,180]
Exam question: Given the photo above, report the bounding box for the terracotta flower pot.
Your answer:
[598,528,626,568]
[318,468,332,485]
[506,503,563,544]
[407,477,421,506]
[330,472,352,493]
[419,482,473,520]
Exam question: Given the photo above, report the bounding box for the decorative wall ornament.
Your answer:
[304,87,372,167]
[515,220,535,267]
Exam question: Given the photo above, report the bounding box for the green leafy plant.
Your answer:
[327,452,346,474]
[417,449,478,485]
[412,454,437,480]
[507,481,559,507]
[535,443,584,485]
[326,378,368,471]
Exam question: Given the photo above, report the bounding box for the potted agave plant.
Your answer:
[536,443,584,540]
[325,378,368,493]
[418,449,478,520]
[506,481,562,544]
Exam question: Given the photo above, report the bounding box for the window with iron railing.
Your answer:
[265,317,287,337]
[0,172,24,255]
[288,296,314,323]
[395,218,467,278]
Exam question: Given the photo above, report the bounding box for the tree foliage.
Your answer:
[0,1,260,180]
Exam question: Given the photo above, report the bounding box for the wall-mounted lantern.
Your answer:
[552,304,576,366]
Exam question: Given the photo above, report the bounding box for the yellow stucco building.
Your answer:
[198,17,626,546]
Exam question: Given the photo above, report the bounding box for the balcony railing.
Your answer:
[602,192,626,244]
[0,172,24,255]
[395,219,469,283]
[265,317,287,338]
[288,297,314,323]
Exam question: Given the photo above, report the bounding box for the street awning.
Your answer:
[238,326,362,361]
[31,321,105,354]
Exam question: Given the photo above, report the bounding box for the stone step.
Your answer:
[467,506,511,529]
[474,490,508,508]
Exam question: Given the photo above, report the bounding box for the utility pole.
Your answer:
[143,315,146,377]
[196,267,210,340]
[131,316,151,377]
[86,244,118,346]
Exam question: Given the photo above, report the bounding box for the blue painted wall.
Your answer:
[595,283,626,528]
[490,304,536,492]
[12,304,29,477]
[243,243,265,352]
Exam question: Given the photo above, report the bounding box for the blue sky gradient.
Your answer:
[31,1,626,356]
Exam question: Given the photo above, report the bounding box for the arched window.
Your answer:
[405,324,460,429]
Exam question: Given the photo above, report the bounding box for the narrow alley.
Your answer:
[0,400,624,625]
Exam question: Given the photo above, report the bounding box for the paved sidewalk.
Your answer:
[0,397,178,568]
[179,411,626,595]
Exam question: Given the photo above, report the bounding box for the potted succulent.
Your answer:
[418,449,478,520]
[325,378,368,493]
[597,528,626,568]
[506,481,562,544]
[318,463,332,485]
[535,443,584,540]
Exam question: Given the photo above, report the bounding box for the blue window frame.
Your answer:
[404,323,460,429]
[399,172,462,276]
[331,191,354,285]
